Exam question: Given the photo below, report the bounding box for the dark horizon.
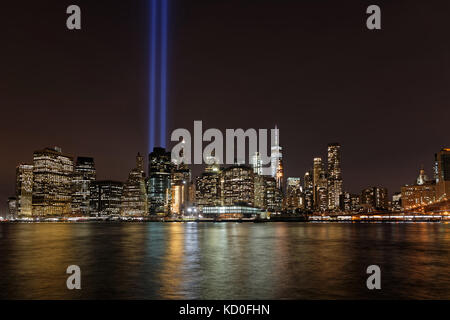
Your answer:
[2,0,450,215]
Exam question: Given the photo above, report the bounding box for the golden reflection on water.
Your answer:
[158,223,185,299]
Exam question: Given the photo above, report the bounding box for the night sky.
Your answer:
[1,0,450,215]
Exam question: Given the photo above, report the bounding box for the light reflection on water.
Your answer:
[0,222,448,299]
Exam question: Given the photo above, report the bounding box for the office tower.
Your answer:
[327,143,343,211]
[147,147,173,215]
[121,158,148,217]
[434,153,439,184]
[350,194,361,212]
[361,186,388,212]
[303,171,314,212]
[90,181,123,217]
[313,157,322,205]
[221,165,255,207]
[436,148,450,201]
[136,152,145,175]
[401,168,436,210]
[171,163,191,216]
[286,177,302,212]
[71,157,96,216]
[271,126,283,188]
[7,197,18,219]
[32,147,74,216]
[195,171,221,208]
[16,164,33,216]
[264,176,283,212]
[254,174,265,208]
[392,192,402,212]
[251,152,263,175]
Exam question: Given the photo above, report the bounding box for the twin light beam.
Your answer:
[149,0,168,152]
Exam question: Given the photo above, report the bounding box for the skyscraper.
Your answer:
[32,147,74,216]
[121,154,148,217]
[16,164,33,216]
[251,152,263,175]
[361,186,388,212]
[71,157,96,216]
[313,157,322,205]
[271,126,283,189]
[147,147,173,215]
[286,177,303,212]
[436,148,450,201]
[327,143,343,211]
[195,170,221,208]
[90,181,123,217]
[171,159,191,215]
[303,171,314,212]
[221,165,255,207]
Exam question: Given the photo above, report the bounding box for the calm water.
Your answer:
[0,222,449,300]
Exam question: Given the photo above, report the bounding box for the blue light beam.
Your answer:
[160,0,168,148]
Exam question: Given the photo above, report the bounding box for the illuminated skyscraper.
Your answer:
[271,126,283,189]
[436,148,450,201]
[71,157,96,216]
[171,160,191,216]
[32,147,74,216]
[286,177,303,212]
[147,147,172,215]
[327,143,343,211]
[313,157,322,204]
[264,176,283,212]
[121,154,148,217]
[361,186,388,212]
[251,152,263,175]
[221,165,255,207]
[136,152,145,175]
[7,197,17,219]
[90,181,123,217]
[16,164,33,216]
[303,170,314,212]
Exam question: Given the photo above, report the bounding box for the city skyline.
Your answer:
[2,0,450,214]
[4,140,450,219]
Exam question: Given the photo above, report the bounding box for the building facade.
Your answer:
[32,147,74,216]
[90,181,123,217]
[71,157,96,216]
[16,164,33,216]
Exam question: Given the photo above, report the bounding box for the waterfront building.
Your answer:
[361,186,388,212]
[254,174,266,209]
[32,147,74,216]
[436,148,450,201]
[401,168,436,210]
[327,143,343,211]
[270,126,283,190]
[264,175,283,212]
[286,177,303,212]
[251,152,263,175]
[339,192,360,213]
[7,197,18,219]
[15,164,33,216]
[195,171,221,208]
[201,205,262,219]
[313,157,322,206]
[392,192,402,212]
[121,154,148,217]
[303,171,314,212]
[147,147,173,215]
[171,165,191,215]
[90,181,123,217]
[71,157,96,216]
[221,165,255,207]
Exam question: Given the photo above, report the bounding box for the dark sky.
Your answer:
[1,0,450,215]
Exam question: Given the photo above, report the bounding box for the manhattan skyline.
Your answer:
[2,0,450,214]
